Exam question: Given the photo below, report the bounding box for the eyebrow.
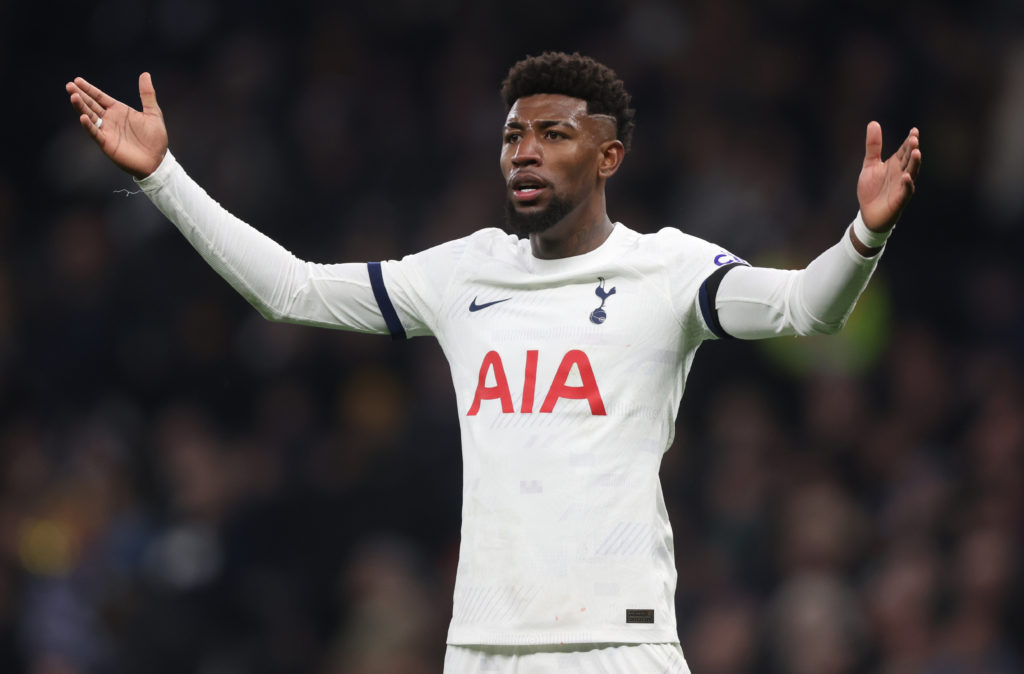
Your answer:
[504,119,580,130]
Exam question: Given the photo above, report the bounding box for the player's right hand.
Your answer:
[65,72,168,180]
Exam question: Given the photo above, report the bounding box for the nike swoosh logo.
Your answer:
[469,297,511,312]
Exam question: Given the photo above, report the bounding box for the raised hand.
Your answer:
[65,73,168,179]
[857,122,922,232]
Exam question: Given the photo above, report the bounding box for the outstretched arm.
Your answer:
[711,123,921,339]
[65,73,168,179]
[65,74,390,334]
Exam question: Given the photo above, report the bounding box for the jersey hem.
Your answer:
[446,628,681,646]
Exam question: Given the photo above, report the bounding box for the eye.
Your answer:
[504,132,521,144]
[544,130,565,140]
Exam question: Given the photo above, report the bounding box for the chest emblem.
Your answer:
[589,277,617,324]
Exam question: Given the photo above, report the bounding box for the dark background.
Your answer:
[2,1,1022,672]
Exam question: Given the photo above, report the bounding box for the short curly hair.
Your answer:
[501,51,636,152]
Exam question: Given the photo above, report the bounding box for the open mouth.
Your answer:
[514,187,545,201]
[510,173,549,202]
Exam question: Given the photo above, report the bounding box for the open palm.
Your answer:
[65,73,168,179]
[857,121,922,232]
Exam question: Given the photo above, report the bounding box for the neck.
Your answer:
[529,196,614,259]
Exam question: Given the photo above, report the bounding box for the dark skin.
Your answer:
[65,75,921,259]
[501,94,624,259]
[853,121,922,256]
[65,73,166,179]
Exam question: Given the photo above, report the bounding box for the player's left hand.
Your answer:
[65,73,167,180]
[857,122,921,232]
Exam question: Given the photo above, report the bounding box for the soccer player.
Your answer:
[66,52,920,671]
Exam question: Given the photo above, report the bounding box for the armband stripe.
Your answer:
[699,263,743,340]
[367,262,407,340]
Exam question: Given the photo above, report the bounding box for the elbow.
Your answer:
[254,302,287,323]
[811,321,845,336]
[789,297,852,337]
[800,316,847,337]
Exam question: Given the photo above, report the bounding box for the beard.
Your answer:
[504,193,576,236]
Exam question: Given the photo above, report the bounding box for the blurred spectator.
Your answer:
[769,572,867,674]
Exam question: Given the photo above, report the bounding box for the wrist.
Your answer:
[134,149,176,189]
[850,211,890,256]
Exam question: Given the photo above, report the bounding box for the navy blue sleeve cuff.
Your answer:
[367,262,407,340]
[698,263,744,340]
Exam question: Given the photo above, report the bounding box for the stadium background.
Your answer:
[2,0,1023,672]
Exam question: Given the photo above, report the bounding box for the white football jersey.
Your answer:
[140,151,879,647]
[375,224,741,645]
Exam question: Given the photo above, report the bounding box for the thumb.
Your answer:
[863,121,882,168]
[139,72,160,114]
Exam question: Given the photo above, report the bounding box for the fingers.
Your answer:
[903,174,916,195]
[899,128,920,172]
[67,90,104,125]
[901,128,925,165]
[66,78,111,143]
[897,128,922,191]
[77,113,103,143]
[909,146,922,175]
[863,121,883,168]
[905,147,922,184]
[138,72,160,114]
[71,76,116,108]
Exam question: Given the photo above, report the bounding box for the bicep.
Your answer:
[281,261,391,334]
[713,229,880,339]
[713,265,802,339]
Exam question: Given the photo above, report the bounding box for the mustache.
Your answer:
[507,171,551,190]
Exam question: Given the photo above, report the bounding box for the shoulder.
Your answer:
[617,226,751,314]
[627,226,745,268]
[653,226,720,254]
[398,227,516,265]
[464,227,521,253]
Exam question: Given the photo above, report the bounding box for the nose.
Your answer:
[511,132,541,166]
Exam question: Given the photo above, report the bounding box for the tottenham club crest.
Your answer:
[589,277,616,324]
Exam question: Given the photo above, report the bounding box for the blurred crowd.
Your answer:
[2,0,1023,672]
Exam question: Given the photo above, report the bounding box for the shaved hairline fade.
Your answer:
[501,51,636,152]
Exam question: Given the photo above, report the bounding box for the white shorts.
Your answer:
[443,643,690,673]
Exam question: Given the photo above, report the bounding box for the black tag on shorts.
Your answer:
[626,609,654,624]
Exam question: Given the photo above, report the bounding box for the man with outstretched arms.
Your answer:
[66,52,921,671]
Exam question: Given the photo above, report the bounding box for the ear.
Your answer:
[597,139,625,179]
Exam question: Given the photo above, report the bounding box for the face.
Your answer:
[500,94,617,236]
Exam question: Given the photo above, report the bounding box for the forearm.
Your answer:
[136,151,388,333]
[715,212,883,339]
